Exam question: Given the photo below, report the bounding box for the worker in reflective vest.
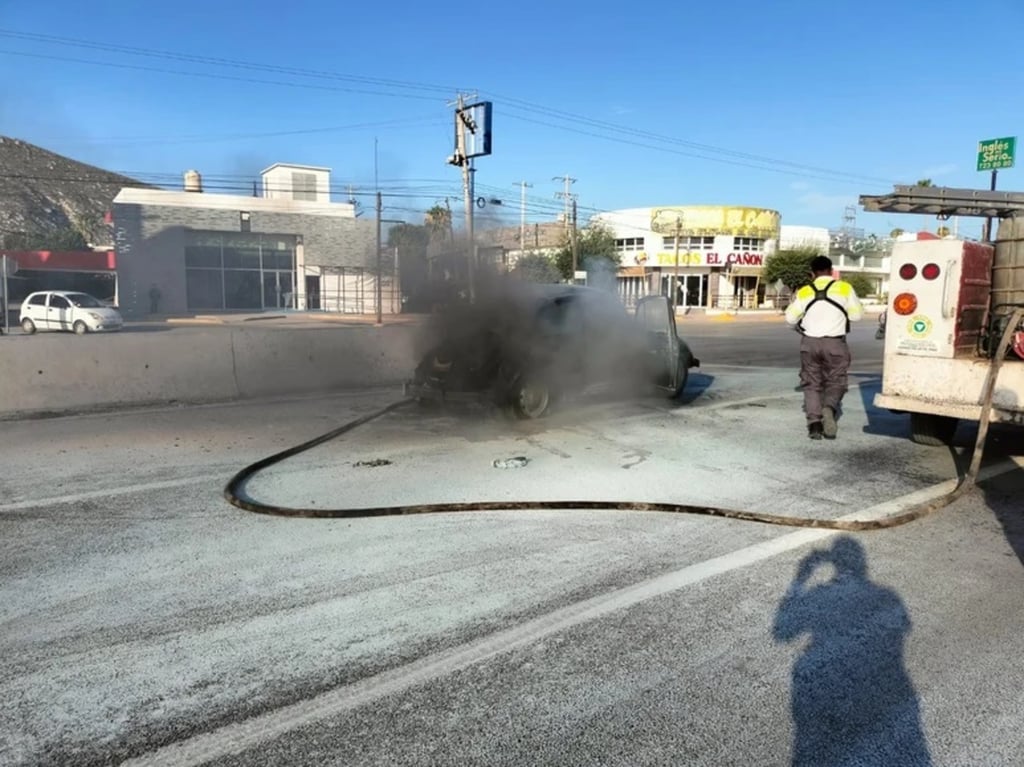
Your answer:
[785,256,864,440]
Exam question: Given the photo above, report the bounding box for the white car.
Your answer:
[20,291,123,335]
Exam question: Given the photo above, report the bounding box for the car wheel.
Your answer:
[511,377,551,419]
[668,353,690,399]
[21,318,36,335]
[909,413,958,446]
[73,320,89,335]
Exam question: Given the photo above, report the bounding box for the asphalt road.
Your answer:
[3,319,1023,767]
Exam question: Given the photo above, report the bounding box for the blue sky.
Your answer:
[2,0,1023,238]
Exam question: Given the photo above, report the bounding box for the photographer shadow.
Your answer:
[773,536,932,766]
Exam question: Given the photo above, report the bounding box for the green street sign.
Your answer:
[977,136,1016,171]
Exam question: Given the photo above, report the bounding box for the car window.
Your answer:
[28,294,47,306]
[66,293,103,308]
[49,295,70,309]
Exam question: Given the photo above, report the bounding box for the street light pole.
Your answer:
[672,218,681,314]
[375,191,383,326]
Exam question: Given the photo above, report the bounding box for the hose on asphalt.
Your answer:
[224,309,1023,531]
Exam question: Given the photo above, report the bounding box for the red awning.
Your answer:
[0,250,117,271]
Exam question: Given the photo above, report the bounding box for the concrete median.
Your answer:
[0,323,429,418]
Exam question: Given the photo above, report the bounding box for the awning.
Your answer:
[617,266,647,277]
[729,267,763,277]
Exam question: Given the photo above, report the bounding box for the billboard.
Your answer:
[650,206,781,239]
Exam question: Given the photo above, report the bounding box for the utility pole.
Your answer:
[448,94,492,301]
[672,218,681,314]
[514,181,532,253]
[553,174,577,230]
[392,245,399,314]
[375,190,383,326]
[571,199,580,279]
[452,94,476,300]
[983,169,998,242]
[1,254,10,335]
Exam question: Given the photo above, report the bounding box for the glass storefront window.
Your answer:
[185,269,224,310]
[183,231,297,311]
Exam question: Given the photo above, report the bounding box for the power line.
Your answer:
[0,49,448,103]
[0,29,463,95]
[491,100,893,186]
[23,117,448,146]
[0,27,897,187]
[506,112,888,187]
[553,174,577,228]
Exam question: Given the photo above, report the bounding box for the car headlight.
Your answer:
[88,312,102,321]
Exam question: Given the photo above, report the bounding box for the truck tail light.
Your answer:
[921,263,941,280]
[893,293,918,315]
[898,263,917,280]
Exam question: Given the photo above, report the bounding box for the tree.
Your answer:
[511,252,561,283]
[387,223,431,310]
[763,247,819,293]
[552,221,620,281]
[2,225,89,251]
[424,205,452,240]
[387,222,430,258]
[915,178,933,187]
[845,272,875,298]
[889,228,905,239]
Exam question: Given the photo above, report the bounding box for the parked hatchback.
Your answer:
[20,291,124,335]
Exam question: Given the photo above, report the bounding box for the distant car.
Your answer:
[404,283,700,419]
[19,290,124,335]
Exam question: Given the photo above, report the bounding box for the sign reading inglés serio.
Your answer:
[977,137,1016,172]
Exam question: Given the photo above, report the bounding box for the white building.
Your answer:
[592,205,781,310]
[109,165,388,318]
[260,163,332,204]
[780,225,830,254]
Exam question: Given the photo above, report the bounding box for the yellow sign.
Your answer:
[650,205,781,238]
[647,251,766,267]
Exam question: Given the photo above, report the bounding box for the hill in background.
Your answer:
[0,136,151,249]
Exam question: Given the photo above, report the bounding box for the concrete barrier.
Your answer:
[231,325,423,399]
[0,323,431,418]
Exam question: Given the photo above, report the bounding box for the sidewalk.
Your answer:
[678,305,885,323]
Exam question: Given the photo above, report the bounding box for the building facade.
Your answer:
[592,205,781,309]
[111,164,381,318]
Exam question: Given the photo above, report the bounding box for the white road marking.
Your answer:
[120,456,1024,767]
[684,376,879,413]
[0,475,228,513]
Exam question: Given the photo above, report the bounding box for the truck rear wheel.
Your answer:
[909,413,958,446]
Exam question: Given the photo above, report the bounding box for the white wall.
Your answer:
[261,165,332,204]
[780,224,830,253]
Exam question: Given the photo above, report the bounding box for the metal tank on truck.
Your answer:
[861,184,1024,445]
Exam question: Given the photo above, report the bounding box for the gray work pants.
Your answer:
[799,335,851,423]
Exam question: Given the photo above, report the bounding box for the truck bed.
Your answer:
[874,354,1024,424]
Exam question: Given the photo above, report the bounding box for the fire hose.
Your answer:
[224,308,1024,531]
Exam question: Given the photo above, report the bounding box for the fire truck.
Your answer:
[860,185,1024,445]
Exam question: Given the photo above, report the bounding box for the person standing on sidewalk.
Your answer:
[785,256,864,440]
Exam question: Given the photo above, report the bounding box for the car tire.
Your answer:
[668,353,691,399]
[909,413,958,446]
[73,320,89,335]
[510,376,552,419]
[21,318,36,335]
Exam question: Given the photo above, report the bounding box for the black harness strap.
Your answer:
[798,280,850,334]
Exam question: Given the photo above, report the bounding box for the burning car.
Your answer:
[404,283,700,418]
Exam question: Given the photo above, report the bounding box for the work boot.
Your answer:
[808,421,824,440]
[822,407,838,439]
